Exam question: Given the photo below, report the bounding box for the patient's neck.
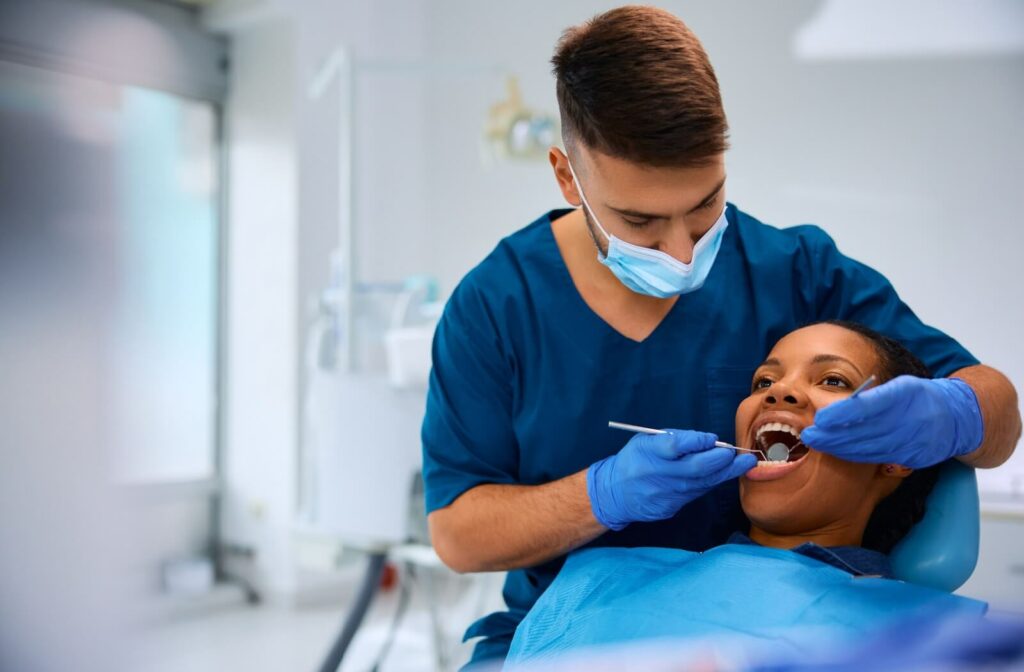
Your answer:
[748,521,866,550]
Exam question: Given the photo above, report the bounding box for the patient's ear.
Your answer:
[879,464,913,479]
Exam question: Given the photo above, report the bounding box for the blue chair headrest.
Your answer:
[889,461,979,592]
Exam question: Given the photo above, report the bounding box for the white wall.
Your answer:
[221,17,299,597]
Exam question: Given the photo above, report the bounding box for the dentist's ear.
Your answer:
[549,147,582,207]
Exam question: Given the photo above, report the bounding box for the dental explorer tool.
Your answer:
[850,374,878,398]
[607,421,767,459]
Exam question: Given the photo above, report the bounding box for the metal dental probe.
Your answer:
[850,373,878,398]
[607,421,767,460]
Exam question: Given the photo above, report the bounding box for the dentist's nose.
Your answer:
[657,223,696,263]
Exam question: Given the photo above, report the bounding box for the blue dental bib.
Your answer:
[506,544,987,667]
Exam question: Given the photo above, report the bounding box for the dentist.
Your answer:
[421,6,1021,667]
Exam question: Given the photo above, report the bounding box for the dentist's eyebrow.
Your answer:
[685,178,726,215]
[810,353,864,377]
[605,177,727,221]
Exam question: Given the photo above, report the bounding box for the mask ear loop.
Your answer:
[566,160,613,244]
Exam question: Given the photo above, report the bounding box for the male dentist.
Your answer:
[421,6,1021,667]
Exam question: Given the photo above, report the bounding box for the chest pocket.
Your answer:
[706,366,754,444]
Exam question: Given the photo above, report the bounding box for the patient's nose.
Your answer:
[764,381,806,408]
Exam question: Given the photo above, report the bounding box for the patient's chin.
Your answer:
[739,463,817,529]
[741,502,797,534]
[741,453,881,537]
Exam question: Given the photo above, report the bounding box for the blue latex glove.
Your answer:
[801,376,984,469]
[587,430,757,531]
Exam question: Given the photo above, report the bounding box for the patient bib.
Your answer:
[506,544,987,667]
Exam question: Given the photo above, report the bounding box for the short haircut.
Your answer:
[819,320,941,554]
[551,5,729,167]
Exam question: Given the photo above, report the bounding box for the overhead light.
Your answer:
[794,0,1024,60]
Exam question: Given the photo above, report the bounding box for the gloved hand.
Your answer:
[800,376,983,469]
[587,430,757,531]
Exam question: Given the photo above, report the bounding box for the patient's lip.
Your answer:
[743,452,809,481]
[741,410,813,481]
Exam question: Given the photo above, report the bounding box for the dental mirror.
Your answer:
[766,443,790,462]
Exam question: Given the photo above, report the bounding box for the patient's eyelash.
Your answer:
[752,376,773,391]
[822,374,850,388]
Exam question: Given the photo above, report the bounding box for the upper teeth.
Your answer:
[755,423,801,445]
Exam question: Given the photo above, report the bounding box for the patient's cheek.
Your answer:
[734,397,758,442]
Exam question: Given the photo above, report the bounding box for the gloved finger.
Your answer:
[643,430,718,461]
[663,446,734,478]
[801,424,879,451]
[802,419,912,453]
[716,453,758,480]
[694,453,758,489]
[801,428,905,463]
[811,376,918,430]
[810,394,883,431]
[628,433,677,461]
[800,430,886,461]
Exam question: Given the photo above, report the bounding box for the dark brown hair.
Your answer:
[551,5,729,167]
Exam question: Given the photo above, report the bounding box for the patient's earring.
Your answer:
[884,465,896,474]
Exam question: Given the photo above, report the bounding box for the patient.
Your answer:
[505,322,987,667]
[737,320,940,556]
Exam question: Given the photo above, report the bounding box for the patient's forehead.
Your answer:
[767,324,879,370]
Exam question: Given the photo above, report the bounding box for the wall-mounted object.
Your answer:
[483,75,558,162]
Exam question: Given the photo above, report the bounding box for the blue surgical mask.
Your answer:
[567,161,729,298]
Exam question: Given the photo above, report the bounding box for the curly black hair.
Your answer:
[816,321,942,554]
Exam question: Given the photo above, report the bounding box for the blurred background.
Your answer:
[0,0,1022,670]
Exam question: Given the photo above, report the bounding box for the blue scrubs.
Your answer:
[421,204,978,665]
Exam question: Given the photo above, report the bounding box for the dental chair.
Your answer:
[890,461,979,592]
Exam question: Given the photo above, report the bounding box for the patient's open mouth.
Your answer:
[753,422,809,464]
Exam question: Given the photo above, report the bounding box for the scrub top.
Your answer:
[421,203,978,665]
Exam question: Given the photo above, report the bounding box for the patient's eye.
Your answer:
[752,376,773,391]
[822,375,850,389]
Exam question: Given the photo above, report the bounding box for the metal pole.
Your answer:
[317,550,388,672]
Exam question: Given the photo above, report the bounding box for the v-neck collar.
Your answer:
[540,205,735,346]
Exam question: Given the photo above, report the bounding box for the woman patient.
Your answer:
[505,321,987,666]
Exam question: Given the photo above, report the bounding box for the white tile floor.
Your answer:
[130,571,503,672]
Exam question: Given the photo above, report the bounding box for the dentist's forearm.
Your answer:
[427,470,607,573]
[953,364,1022,469]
